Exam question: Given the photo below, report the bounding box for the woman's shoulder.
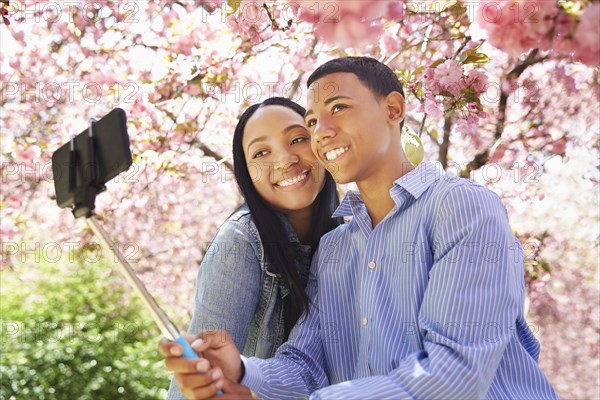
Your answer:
[214,203,260,242]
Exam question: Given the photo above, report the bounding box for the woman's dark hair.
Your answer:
[232,97,342,336]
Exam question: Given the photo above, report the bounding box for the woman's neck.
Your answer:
[286,206,314,245]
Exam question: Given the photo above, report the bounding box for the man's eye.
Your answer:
[306,118,316,128]
[253,150,267,159]
[332,104,347,113]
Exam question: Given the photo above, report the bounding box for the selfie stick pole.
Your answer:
[73,118,199,360]
[85,217,198,358]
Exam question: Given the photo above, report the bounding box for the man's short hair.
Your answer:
[307,56,405,130]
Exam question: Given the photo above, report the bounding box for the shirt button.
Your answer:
[362,317,368,326]
[368,261,376,269]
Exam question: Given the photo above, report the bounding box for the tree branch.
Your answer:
[198,143,233,171]
[439,116,452,169]
[287,38,319,100]
[461,49,548,177]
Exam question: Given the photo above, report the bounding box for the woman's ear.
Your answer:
[386,92,405,125]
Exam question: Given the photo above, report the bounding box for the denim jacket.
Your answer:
[166,204,311,399]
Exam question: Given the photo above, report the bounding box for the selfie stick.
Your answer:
[85,219,198,357]
[70,118,199,359]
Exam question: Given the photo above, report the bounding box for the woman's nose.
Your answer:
[276,149,300,169]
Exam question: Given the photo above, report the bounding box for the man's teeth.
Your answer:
[277,172,308,187]
[325,146,349,161]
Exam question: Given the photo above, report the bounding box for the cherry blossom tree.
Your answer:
[1,1,598,397]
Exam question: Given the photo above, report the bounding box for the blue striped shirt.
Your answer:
[241,162,557,399]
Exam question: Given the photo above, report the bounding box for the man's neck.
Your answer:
[357,161,415,228]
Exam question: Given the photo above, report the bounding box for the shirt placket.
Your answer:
[357,226,384,377]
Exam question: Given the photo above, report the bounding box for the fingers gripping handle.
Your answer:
[175,335,199,359]
[174,335,223,395]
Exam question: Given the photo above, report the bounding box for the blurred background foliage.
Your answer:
[0,255,170,399]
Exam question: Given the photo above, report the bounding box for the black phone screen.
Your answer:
[52,108,132,209]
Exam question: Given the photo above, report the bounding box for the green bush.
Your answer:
[1,256,171,400]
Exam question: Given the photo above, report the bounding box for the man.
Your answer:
[160,57,557,399]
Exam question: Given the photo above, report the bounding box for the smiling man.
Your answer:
[161,57,557,399]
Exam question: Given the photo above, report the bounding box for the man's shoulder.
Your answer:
[426,170,500,203]
[320,220,352,242]
[424,173,507,226]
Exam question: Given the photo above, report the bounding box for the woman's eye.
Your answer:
[291,137,308,145]
[306,118,316,128]
[252,150,267,159]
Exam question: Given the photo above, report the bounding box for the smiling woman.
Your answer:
[243,104,326,233]
[164,97,342,399]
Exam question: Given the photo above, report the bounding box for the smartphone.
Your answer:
[52,108,131,209]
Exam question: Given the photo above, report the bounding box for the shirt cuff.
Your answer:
[240,355,264,393]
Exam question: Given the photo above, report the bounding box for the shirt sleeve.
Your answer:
[309,184,526,400]
[240,247,330,399]
[167,219,263,400]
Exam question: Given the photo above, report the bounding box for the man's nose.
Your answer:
[313,118,337,144]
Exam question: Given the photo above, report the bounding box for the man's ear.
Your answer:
[385,92,405,125]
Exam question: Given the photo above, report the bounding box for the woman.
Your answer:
[165,97,342,399]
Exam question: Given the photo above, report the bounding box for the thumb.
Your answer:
[192,330,233,352]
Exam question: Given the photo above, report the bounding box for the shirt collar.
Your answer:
[392,161,443,199]
[332,162,442,218]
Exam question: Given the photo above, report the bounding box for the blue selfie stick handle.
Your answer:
[174,335,223,395]
[175,335,199,359]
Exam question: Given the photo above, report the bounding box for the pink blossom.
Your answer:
[11,30,24,42]
[424,98,444,119]
[226,2,271,44]
[405,101,421,112]
[440,43,454,59]
[541,12,575,54]
[455,117,477,136]
[129,92,150,118]
[465,69,488,93]
[379,32,400,57]
[550,140,566,155]
[467,102,479,112]
[573,4,600,66]
[467,114,479,124]
[313,14,383,49]
[477,0,559,56]
[176,33,195,56]
[14,146,39,167]
[386,1,405,20]
[434,60,463,87]
[297,0,395,48]
[0,217,20,244]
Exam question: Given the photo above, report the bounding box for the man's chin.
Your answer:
[330,174,353,185]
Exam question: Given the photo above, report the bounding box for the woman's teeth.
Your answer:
[325,146,349,161]
[277,172,308,187]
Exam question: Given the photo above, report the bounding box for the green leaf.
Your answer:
[225,0,242,16]
[429,59,446,69]
[458,48,476,63]
[412,66,426,76]
[464,52,490,64]
[429,128,439,141]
